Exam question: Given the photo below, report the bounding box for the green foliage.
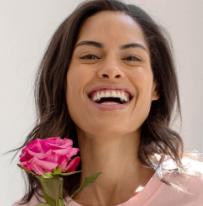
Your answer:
[41,182,56,206]
[52,165,62,175]
[58,199,65,206]
[66,172,102,205]
[60,170,82,176]
[17,164,35,176]
[18,162,101,205]
[43,172,53,178]
[38,176,63,206]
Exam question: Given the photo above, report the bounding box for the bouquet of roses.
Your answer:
[18,136,101,206]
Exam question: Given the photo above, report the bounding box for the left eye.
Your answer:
[124,56,141,61]
[80,54,100,59]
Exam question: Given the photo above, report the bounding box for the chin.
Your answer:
[85,124,137,138]
[74,118,141,138]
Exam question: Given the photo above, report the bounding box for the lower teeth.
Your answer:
[100,102,119,105]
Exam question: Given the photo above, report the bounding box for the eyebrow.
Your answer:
[75,40,148,52]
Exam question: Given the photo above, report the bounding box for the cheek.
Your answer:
[129,68,154,122]
[129,67,154,92]
[65,64,94,123]
[66,64,90,100]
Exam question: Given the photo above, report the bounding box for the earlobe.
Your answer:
[152,91,160,101]
[152,81,160,101]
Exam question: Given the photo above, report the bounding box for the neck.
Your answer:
[72,129,155,206]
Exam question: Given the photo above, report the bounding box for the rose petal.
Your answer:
[52,147,72,156]
[46,137,73,149]
[21,161,32,171]
[26,150,52,160]
[44,137,59,146]
[60,138,73,148]
[22,139,42,153]
[24,157,58,175]
[66,148,80,159]
[58,156,69,171]
[39,140,53,153]
[33,157,58,174]
[22,139,52,154]
[20,150,34,162]
[21,158,45,175]
[65,156,80,173]
[20,137,80,175]
[30,164,45,175]
[43,151,66,164]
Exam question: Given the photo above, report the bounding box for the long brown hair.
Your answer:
[10,0,202,204]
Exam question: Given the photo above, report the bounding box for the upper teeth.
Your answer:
[91,90,130,102]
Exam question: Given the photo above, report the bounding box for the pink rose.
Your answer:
[19,137,80,175]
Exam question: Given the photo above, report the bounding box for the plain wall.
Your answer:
[0,0,203,205]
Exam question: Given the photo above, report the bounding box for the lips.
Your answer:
[88,84,133,99]
[87,84,133,111]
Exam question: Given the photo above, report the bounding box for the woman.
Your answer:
[12,0,203,205]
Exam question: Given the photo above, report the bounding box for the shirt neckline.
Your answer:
[117,172,162,206]
[65,172,162,206]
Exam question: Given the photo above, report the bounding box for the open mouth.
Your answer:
[88,89,133,105]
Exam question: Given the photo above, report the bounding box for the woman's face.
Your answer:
[66,11,159,138]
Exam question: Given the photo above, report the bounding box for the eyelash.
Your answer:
[80,54,141,61]
[124,55,141,61]
[80,54,101,60]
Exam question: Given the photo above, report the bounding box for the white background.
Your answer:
[0,0,203,205]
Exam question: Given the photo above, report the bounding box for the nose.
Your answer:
[97,58,125,80]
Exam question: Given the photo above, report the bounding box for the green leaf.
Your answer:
[40,183,55,206]
[34,204,51,206]
[60,170,82,176]
[79,172,102,188]
[58,199,65,206]
[60,177,63,199]
[52,159,70,175]
[38,175,63,205]
[66,172,102,205]
[52,165,62,175]
[17,164,36,176]
[43,172,53,178]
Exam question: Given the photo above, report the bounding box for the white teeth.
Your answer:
[93,95,97,101]
[91,89,130,103]
[101,102,119,105]
[105,91,110,97]
[112,90,117,98]
[121,92,125,101]
[120,91,126,102]
[124,96,129,102]
[101,91,105,98]
[97,92,101,100]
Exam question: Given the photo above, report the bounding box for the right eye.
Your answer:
[80,54,100,59]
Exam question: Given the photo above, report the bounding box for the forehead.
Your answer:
[76,11,147,48]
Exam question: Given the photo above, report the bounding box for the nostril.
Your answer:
[102,74,109,78]
[101,74,121,78]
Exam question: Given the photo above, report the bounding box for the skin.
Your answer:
[66,11,160,206]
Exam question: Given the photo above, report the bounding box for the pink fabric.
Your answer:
[11,158,203,206]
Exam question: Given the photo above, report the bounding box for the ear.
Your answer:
[151,80,160,101]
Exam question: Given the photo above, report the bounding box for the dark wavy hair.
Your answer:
[9,0,202,204]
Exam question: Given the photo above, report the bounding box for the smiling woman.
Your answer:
[11,0,203,206]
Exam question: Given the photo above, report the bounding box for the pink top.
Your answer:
[11,157,203,206]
